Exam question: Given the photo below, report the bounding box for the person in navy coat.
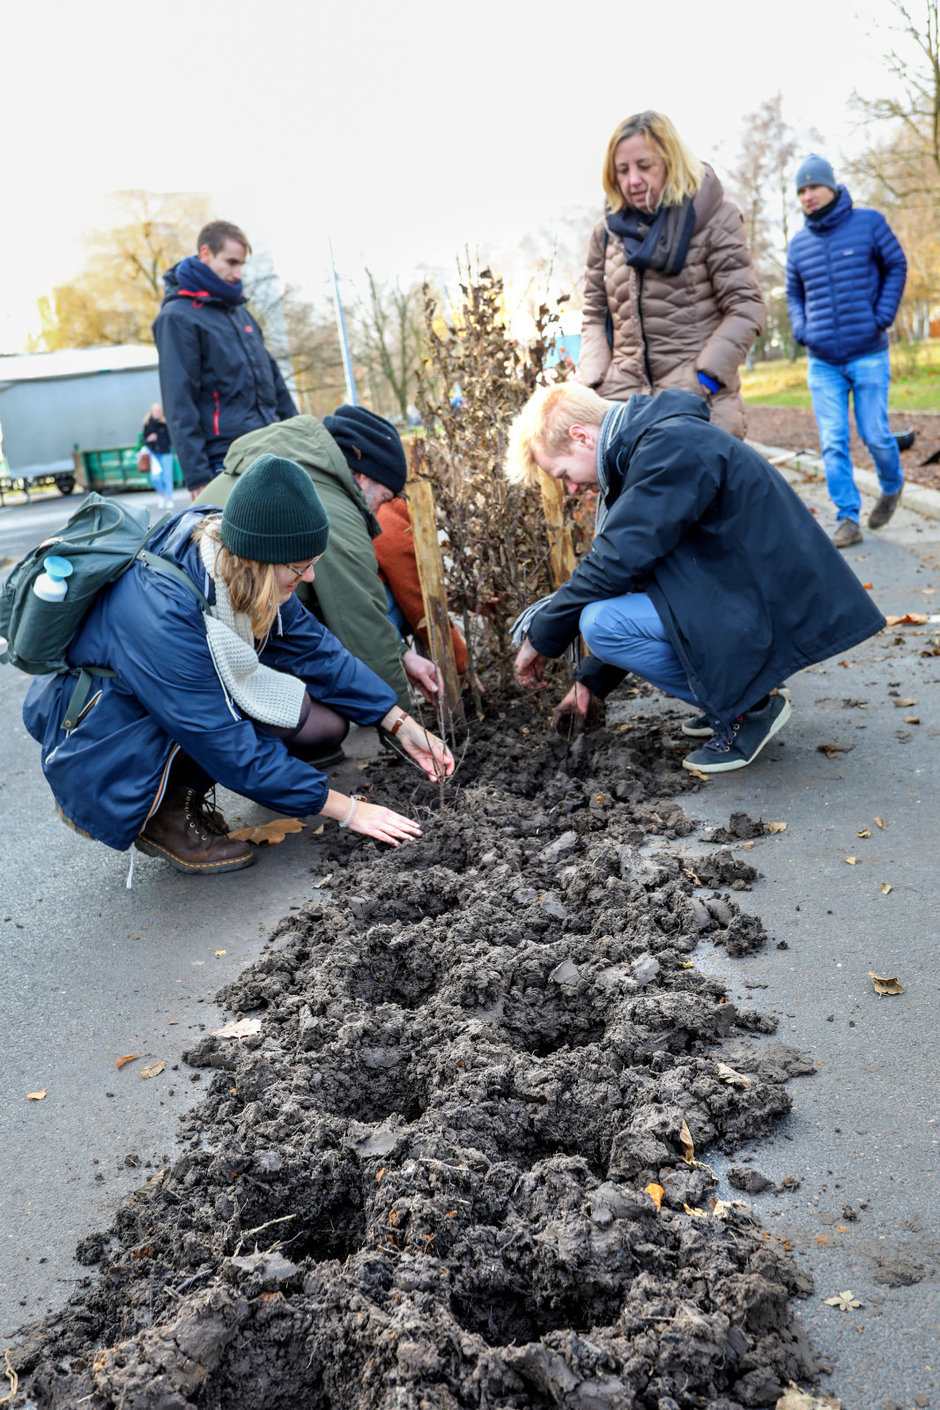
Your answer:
[786,155,907,548]
[505,383,885,773]
[153,220,298,495]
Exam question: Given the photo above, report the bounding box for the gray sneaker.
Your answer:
[680,687,791,739]
[682,693,792,774]
[868,489,902,530]
[832,518,863,548]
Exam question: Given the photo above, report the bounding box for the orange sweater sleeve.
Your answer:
[374,499,468,674]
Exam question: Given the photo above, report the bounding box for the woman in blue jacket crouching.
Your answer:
[24,454,454,875]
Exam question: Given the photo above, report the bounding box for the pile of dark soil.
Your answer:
[12,695,818,1409]
[745,404,940,494]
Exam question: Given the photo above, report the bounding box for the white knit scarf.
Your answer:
[199,533,305,729]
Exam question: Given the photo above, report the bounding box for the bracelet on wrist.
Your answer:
[388,710,408,737]
[338,793,365,829]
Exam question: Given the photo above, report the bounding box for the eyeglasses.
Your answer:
[284,556,320,583]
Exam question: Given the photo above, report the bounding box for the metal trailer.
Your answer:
[0,346,162,500]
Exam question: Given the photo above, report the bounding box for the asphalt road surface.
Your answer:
[1,476,937,1410]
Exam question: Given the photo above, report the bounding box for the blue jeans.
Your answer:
[580,593,700,707]
[807,349,903,523]
[149,451,175,500]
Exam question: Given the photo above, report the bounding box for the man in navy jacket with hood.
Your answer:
[153,220,297,495]
[506,384,885,773]
[785,155,907,548]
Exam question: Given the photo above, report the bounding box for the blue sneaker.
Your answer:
[682,693,792,773]
[680,687,791,740]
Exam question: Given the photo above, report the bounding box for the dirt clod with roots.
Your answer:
[12,696,818,1409]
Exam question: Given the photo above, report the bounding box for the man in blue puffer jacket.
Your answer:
[153,220,298,495]
[786,155,907,548]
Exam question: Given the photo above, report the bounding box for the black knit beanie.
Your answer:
[323,404,407,493]
[220,454,330,563]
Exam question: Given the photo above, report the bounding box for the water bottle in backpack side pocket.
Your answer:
[33,556,73,601]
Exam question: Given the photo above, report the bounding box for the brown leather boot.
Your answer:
[135,785,255,875]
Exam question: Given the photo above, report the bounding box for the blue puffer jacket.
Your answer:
[528,391,886,725]
[153,265,298,489]
[785,188,906,364]
[23,510,397,851]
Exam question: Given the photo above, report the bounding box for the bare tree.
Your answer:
[353,271,424,419]
[852,0,940,183]
[725,94,804,358]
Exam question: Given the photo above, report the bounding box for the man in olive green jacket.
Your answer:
[193,414,436,711]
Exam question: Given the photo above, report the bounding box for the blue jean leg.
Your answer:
[580,593,700,707]
[150,452,175,499]
[807,354,859,522]
[848,351,903,495]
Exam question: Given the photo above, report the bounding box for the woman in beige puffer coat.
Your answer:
[580,111,765,439]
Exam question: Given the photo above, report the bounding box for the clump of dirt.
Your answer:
[11,695,817,1409]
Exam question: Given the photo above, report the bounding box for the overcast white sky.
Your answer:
[0,0,907,351]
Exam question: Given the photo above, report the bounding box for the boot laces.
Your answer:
[183,787,229,841]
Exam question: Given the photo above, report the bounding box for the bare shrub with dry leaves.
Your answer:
[413,265,591,708]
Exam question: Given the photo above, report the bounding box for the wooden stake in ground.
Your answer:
[537,471,576,588]
[406,477,464,722]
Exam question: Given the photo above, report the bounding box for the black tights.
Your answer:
[170,694,349,792]
[257,692,350,761]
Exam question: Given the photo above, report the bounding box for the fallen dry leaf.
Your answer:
[879,882,893,895]
[816,742,853,758]
[717,1061,751,1088]
[679,1118,695,1164]
[813,1233,830,1245]
[685,768,710,782]
[775,1378,844,1409]
[765,821,787,834]
[215,950,227,957]
[227,818,305,845]
[212,1018,262,1040]
[645,1182,664,1211]
[26,1089,47,1101]
[140,1061,166,1080]
[845,856,857,866]
[116,1054,139,1070]
[683,1204,707,1218]
[857,828,871,838]
[884,613,927,626]
[875,816,886,829]
[869,972,904,996]
[712,1198,746,1220]
[824,1289,863,1312]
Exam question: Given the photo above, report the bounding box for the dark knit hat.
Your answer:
[323,404,407,494]
[795,154,837,193]
[220,454,330,563]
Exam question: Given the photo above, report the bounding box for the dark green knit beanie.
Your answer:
[220,454,330,563]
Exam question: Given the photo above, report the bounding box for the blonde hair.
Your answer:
[504,384,613,487]
[191,516,281,638]
[602,111,705,212]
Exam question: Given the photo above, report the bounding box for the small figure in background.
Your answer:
[785,154,908,548]
[143,403,175,510]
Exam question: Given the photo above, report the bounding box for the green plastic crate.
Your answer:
[80,448,184,492]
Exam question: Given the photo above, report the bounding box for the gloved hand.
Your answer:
[697,370,722,395]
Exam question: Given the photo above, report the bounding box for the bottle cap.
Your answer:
[43,555,74,579]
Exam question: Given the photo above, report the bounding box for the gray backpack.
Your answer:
[0,493,205,729]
